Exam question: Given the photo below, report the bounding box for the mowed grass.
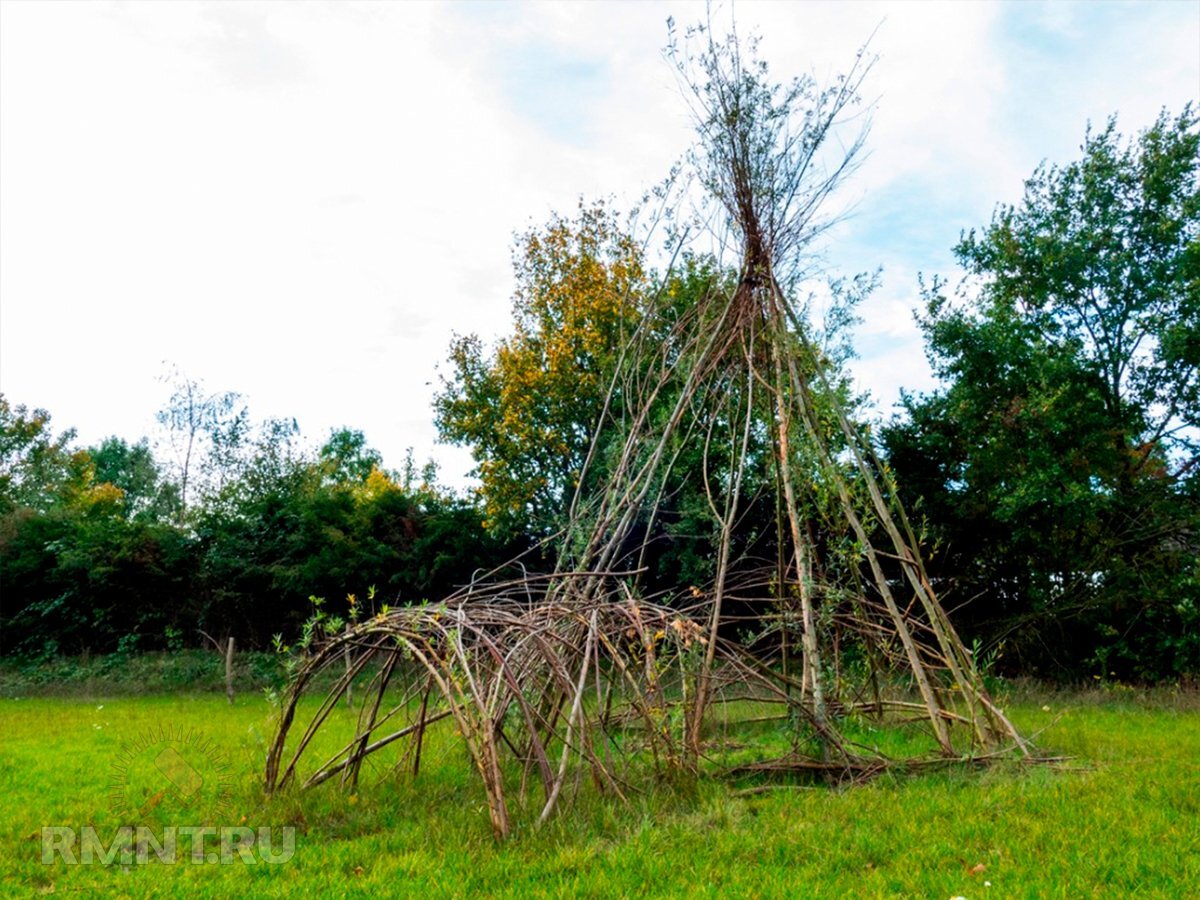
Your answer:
[1,686,1197,898]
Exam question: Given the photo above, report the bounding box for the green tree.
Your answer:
[885,106,1200,680]
[88,436,179,522]
[319,428,383,485]
[0,395,80,514]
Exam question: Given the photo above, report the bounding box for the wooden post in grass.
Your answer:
[200,630,236,704]
[225,636,235,705]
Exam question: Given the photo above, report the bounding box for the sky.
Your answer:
[2,0,1197,486]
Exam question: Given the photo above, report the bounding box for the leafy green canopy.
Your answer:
[886,106,1199,680]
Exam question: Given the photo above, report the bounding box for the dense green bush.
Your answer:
[0,398,513,657]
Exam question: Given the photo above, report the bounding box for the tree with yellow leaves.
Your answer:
[435,200,646,536]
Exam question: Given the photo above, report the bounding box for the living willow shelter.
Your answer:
[266,22,1035,839]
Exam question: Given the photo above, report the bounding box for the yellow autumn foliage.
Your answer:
[435,200,647,534]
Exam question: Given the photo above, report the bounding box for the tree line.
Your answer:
[0,388,518,660]
[2,106,1196,681]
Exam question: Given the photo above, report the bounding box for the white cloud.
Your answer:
[1,1,1196,483]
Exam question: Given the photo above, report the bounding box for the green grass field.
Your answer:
[1,683,1197,898]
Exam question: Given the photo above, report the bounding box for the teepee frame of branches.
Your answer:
[264,18,1034,840]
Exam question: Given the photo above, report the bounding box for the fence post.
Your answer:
[225,636,235,704]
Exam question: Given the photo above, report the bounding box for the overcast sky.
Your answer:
[2,0,1197,485]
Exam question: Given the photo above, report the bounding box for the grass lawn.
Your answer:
[1,684,1197,897]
